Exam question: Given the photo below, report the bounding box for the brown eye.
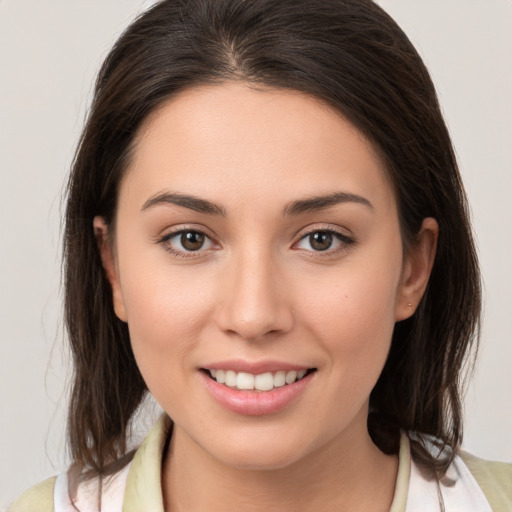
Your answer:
[161,229,215,256]
[309,231,333,251]
[295,229,354,254]
[180,231,205,251]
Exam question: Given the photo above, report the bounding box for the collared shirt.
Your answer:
[10,415,512,511]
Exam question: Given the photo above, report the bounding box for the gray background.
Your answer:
[1,0,511,508]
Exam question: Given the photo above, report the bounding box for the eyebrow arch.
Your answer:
[141,191,227,216]
[283,192,373,216]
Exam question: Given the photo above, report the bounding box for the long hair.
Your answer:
[64,0,480,476]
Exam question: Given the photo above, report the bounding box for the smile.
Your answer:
[206,369,313,391]
[200,366,317,415]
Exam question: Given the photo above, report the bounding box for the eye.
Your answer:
[295,229,354,253]
[160,229,215,256]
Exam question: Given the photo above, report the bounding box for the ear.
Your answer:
[395,217,438,321]
[93,216,127,322]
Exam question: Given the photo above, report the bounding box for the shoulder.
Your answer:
[460,451,512,511]
[7,415,170,512]
[8,476,56,512]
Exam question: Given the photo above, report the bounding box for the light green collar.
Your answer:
[390,434,411,512]
[123,414,170,512]
[122,415,410,512]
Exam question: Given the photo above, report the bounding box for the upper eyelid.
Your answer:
[295,224,354,241]
[158,225,215,242]
[301,227,350,237]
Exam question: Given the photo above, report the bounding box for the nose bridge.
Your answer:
[216,243,293,340]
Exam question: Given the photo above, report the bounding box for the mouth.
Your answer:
[201,368,317,392]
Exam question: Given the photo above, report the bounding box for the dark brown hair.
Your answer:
[64,0,480,476]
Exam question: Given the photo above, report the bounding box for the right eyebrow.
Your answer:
[141,191,227,216]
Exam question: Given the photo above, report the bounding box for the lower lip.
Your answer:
[199,371,314,416]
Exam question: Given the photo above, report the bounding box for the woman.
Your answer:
[10,0,511,510]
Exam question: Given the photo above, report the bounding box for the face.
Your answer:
[96,83,436,470]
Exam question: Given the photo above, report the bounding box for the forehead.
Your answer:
[121,82,395,215]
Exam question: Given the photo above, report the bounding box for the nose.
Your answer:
[214,249,294,341]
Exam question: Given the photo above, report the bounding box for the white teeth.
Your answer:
[225,370,237,387]
[273,370,286,387]
[208,368,311,390]
[255,372,274,391]
[285,370,297,384]
[236,372,255,390]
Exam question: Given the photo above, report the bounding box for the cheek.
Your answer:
[116,249,216,391]
[297,255,401,385]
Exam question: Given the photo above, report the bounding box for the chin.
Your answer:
[214,444,306,472]
[199,424,322,472]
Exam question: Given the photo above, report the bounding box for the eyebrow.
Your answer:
[283,192,373,216]
[141,192,227,216]
[141,190,372,217]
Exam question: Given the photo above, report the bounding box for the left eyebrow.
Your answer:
[283,192,373,216]
[141,191,227,216]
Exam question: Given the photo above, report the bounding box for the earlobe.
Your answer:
[395,217,439,321]
[93,216,127,322]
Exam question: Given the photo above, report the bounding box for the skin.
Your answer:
[95,82,438,511]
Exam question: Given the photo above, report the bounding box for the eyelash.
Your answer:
[157,226,355,259]
[293,227,355,256]
[158,227,216,259]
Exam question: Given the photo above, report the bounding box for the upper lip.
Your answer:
[200,359,313,374]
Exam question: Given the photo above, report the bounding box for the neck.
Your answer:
[162,414,398,512]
